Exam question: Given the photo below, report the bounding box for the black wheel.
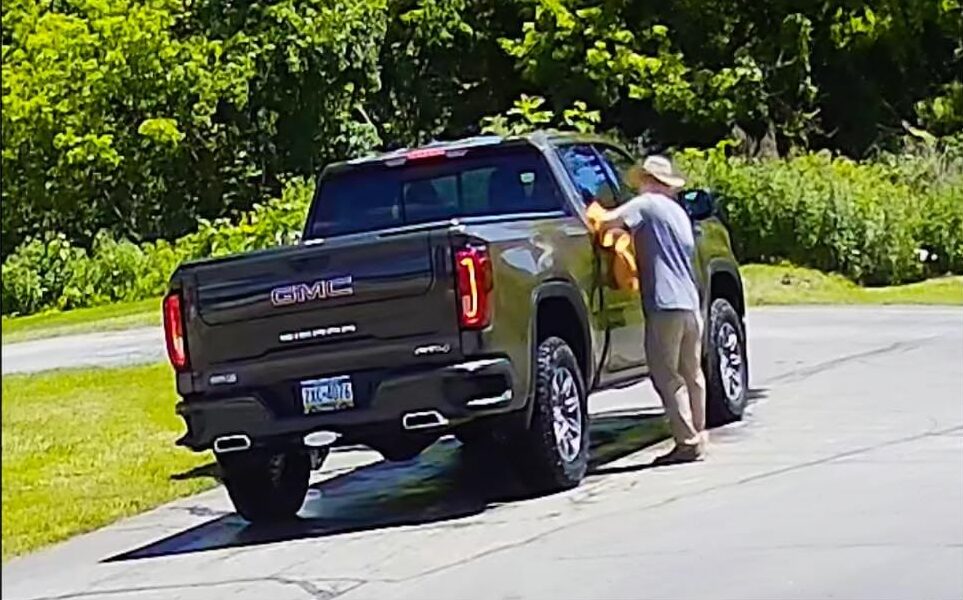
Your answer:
[217,448,309,524]
[705,298,748,426]
[515,336,589,491]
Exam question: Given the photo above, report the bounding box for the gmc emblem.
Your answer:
[270,276,354,307]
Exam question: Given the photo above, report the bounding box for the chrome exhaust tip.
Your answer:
[402,410,449,430]
[213,434,251,454]
[466,389,513,408]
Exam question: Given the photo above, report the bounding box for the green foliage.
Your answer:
[0,233,87,316]
[917,81,963,137]
[499,1,769,140]
[2,0,962,314]
[2,0,250,255]
[7,143,963,318]
[495,0,962,151]
[2,0,385,256]
[678,144,963,285]
[1,179,313,316]
[480,95,600,135]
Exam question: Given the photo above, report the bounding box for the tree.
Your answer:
[1,0,389,256]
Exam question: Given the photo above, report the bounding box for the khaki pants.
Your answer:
[645,310,706,448]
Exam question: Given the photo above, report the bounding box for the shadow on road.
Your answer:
[747,388,769,402]
[108,409,670,562]
[169,462,221,482]
[113,387,769,562]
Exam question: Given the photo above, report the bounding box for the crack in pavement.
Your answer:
[376,422,963,585]
[760,336,939,387]
[271,576,366,600]
[28,576,367,600]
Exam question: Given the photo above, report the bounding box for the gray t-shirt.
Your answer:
[612,192,699,313]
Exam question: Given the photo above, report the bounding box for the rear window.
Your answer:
[305,148,564,239]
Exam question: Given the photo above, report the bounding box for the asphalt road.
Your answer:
[3,306,962,600]
[1,327,164,374]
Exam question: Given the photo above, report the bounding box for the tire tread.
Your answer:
[705,298,748,426]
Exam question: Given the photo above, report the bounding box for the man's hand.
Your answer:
[585,201,639,291]
[587,201,623,234]
[585,201,608,231]
[586,202,621,248]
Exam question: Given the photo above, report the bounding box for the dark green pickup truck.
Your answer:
[163,131,748,522]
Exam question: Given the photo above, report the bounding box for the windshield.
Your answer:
[305,147,564,239]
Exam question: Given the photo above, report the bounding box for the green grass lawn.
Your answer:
[1,297,162,345]
[743,263,963,306]
[1,363,216,561]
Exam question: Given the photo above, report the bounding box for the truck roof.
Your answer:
[322,130,626,177]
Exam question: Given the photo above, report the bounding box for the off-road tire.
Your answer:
[515,336,589,491]
[217,448,310,524]
[705,298,749,426]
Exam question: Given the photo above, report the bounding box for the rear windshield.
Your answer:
[305,147,564,239]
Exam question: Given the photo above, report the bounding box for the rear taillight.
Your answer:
[163,292,189,371]
[455,246,493,329]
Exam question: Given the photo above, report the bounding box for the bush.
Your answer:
[678,145,963,285]
[0,234,86,316]
[1,179,313,316]
[3,146,963,317]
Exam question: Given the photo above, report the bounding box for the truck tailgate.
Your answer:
[182,230,460,368]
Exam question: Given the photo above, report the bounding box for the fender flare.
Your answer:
[525,280,594,425]
[702,261,747,369]
[704,260,745,319]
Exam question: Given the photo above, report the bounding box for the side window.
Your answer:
[557,144,620,209]
[597,145,638,203]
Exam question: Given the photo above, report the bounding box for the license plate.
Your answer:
[300,375,354,414]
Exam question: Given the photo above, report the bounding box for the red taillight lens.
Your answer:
[455,246,492,329]
[405,147,446,161]
[163,292,189,371]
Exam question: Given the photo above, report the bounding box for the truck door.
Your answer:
[556,144,646,376]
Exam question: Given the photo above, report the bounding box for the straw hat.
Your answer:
[626,155,685,190]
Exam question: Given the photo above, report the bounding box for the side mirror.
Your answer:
[678,188,715,220]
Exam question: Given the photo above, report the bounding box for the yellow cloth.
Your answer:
[586,202,639,291]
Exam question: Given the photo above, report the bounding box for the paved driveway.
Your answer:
[2,327,163,374]
[3,307,962,600]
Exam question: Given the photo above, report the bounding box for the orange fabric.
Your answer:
[586,202,639,291]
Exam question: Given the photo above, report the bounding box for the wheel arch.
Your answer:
[707,262,745,318]
[526,281,593,424]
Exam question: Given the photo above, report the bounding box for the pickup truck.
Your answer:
[163,132,748,523]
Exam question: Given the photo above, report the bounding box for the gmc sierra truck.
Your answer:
[163,132,748,523]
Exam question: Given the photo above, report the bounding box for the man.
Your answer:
[589,155,707,463]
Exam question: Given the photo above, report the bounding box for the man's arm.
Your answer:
[587,196,646,232]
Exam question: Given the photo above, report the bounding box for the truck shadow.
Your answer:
[107,408,674,562]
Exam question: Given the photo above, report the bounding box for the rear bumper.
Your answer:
[175,357,522,451]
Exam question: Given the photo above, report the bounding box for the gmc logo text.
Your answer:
[270,276,354,307]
